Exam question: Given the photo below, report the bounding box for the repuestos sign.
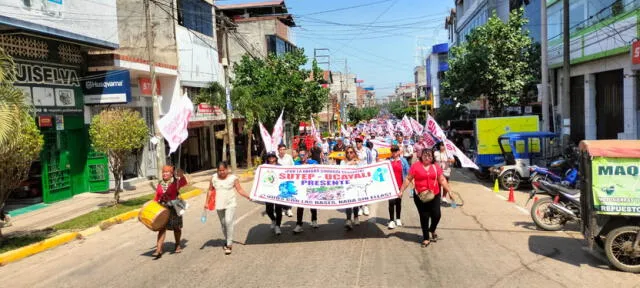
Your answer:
[250,162,400,209]
[592,157,640,216]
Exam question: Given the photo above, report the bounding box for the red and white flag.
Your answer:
[426,115,446,140]
[158,92,194,154]
[341,125,350,137]
[259,122,273,153]
[422,132,438,149]
[410,117,424,135]
[271,110,284,148]
[400,115,412,135]
[386,120,395,135]
[310,117,322,144]
[445,139,479,169]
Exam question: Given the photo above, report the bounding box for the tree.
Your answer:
[386,100,408,119]
[347,105,379,124]
[89,109,148,204]
[0,48,43,237]
[435,103,469,124]
[442,8,532,116]
[232,49,329,130]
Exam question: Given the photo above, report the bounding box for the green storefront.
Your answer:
[5,34,109,203]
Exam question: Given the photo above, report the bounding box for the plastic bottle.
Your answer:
[450,201,457,209]
[200,210,207,223]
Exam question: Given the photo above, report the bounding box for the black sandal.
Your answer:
[431,233,440,242]
[151,251,163,259]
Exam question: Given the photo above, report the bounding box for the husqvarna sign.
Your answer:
[83,71,131,104]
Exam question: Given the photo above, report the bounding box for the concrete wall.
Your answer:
[116,0,178,66]
[228,20,276,67]
[176,25,221,86]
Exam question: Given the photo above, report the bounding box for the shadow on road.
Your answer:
[140,239,190,257]
[527,235,609,270]
[241,218,389,245]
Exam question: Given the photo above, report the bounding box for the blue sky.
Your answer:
[221,0,452,98]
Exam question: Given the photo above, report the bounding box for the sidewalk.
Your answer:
[3,168,251,237]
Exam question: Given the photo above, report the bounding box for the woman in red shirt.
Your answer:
[400,149,454,247]
[152,165,187,258]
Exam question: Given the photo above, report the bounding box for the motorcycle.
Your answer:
[529,158,579,188]
[527,180,581,231]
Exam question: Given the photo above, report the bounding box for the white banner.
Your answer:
[158,93,194,154]
[445,139,479,169]
[426,115,446,140]
[250,162,400,209]
[399,115,412,135]
[386,120,395,135]
[410,117,424,135]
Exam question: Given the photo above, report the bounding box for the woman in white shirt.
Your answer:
[206,162,250,255]
[434,143,454,204]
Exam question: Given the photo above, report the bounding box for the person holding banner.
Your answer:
[332,138,346,165]
[400,149,454,247]
[276,144,295,217]
[209,162,250,255]
[264,153,284,235]
[341,146,361,230]
[388,145,409,229]
[293,148,319,233]
[354,137,372,216]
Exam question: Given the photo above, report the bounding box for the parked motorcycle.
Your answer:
[528,180,581,231]
[529,158,579,188]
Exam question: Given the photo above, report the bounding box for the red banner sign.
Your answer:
[38,116,53,127]
[138,77,161,96]
[633,41,640,65]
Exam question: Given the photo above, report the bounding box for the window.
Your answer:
[177,0,213,37]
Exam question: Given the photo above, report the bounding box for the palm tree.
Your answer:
[0,47,27,146]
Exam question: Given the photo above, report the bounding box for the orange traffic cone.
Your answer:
[508,187,516,203]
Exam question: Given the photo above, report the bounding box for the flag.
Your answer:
[422,132,438,149]
[400,115,412,135]
[341,125,350,137]
[386,120,395,134]
[426,115,446,140]
[158,92,194,154]
[310,116,322,144]
[410,117,424,135]
[271,110,284,148]
[259,122,273,153]
[445,139,479,169]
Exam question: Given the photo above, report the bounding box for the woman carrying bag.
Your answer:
[399,149,454,247]
[152,165,188,258]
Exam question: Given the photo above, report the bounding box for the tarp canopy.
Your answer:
[579,140,640,158]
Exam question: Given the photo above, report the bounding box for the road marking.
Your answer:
[234,205,262,225]
[495,194,507,200]
[514,206,529,215]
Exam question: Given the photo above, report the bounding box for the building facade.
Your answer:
[546,0,639,142]
[0,0,120,203]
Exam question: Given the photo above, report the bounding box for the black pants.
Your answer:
[346,207,359,220]
[388,198,402,221]
[413,193,441,241]
[265,203,283,227]
[296,208,317,226]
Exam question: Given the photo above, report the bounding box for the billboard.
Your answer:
[0,0,118,48]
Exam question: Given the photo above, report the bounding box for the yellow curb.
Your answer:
[0,232,79,266]
[79,226,102,238]
[180,188,203,200]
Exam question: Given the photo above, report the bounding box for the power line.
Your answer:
[299,0,393,16]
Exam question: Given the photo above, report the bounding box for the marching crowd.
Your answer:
[150,131,457,257]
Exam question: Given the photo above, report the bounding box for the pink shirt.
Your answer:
[409,163,442,195]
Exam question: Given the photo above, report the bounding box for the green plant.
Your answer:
[612,0,624,15]
[89,109,148,204]
[442,9,533,116]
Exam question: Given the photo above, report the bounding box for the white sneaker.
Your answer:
[388,220,396,229]
[282,210,286,216]
[286,209,293,217]
[357,208,363,216]
[345,219,353,230]
[311,220,319,228]
[274,226,282,235]
[270,220,276,229]
[363,206,370,216]
[395,219,403,227]
[354,217,360,226]
[442,197,450,204]
[293,225,304,233]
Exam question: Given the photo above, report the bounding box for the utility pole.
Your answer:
[343,59,349,125]
[541,0,549,132]
[220,17,237,172]
[314,48,331,133]
[144,0,166,179]
[562,0,570,144]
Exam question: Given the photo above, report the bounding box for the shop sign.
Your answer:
[592,157,640,216]
[55,115,64,131]
[39,116,53,127]
[83,70,131,104]
[15,63,80,87]
[197,103,222,114]
[632,40,640,68]
[138,77,162,95]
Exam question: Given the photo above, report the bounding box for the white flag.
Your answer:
[259,122,273,153]
[158,93,194,154]
[426,115,446,140]
[310,117,322,144]
[341,125,350,137]
[445,139,479,169]
[271,110,284,148]
[401,115,412,136]
[410,117,424,135]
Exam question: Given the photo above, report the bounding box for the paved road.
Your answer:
[1,170,638,288]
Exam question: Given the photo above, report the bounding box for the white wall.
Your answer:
[176,26,220,86]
